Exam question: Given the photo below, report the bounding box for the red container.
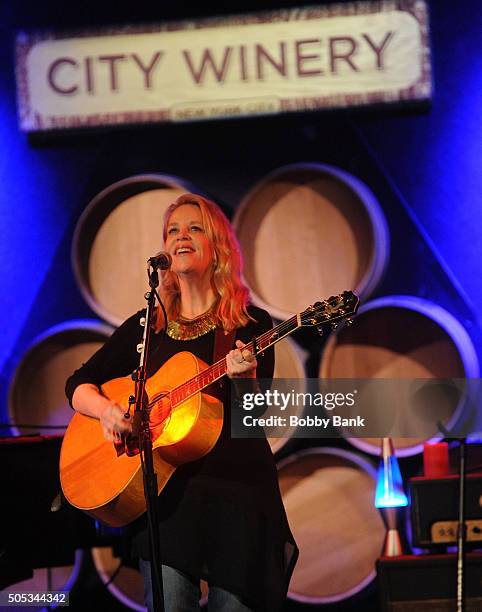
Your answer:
[423,442,449,477]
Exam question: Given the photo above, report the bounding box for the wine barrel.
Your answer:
[278,447,385,603]
[72,174,199,326]
[268,338,307,454]
[8,320,113,435]
[319,296,480,456]
[234,163,389,321]
[92,547,209,610]
[1,550,83,611]
[92,547,146,612]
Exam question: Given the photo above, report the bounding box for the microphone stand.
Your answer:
[131,266,164,612]
[456,438,466,612]
[438,421,467,612]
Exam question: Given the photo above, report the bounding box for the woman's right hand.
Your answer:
[72,384,132,443]
[99,401,132,442]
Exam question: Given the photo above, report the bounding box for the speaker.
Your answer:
[410,474,482,548]
[377,553,482,611]
[0,435,96,589]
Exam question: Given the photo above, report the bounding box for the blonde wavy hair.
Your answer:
[155,193,253,332]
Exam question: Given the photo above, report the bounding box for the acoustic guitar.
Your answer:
[60,291,359,527]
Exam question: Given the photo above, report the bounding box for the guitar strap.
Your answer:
[213,327,236,363]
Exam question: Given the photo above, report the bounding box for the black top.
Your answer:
[65,305,298,611]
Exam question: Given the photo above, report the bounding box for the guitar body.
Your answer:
[60,352,223,527]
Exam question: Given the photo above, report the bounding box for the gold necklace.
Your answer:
[166,309,217,340]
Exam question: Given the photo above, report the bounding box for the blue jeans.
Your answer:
[139,559,254,611]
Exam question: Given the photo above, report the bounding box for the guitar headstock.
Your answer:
[300,291,360,334]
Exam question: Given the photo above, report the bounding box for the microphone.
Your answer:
[147,251,172,270]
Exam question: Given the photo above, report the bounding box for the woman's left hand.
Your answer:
[226,340,257,378]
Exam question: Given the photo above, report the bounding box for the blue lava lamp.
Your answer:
[375,438,408,556]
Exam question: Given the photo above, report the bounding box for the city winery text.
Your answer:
[47,33,393,95]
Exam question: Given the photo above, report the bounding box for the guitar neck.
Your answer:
[169,314,300,407]
[150,291,359,409]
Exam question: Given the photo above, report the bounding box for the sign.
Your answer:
[15,0,431,131]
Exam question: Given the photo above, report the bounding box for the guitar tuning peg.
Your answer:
[331,322,338,331]
[136,343,144,353]
[316,326,324,336]
[139,317,146,326]
[346,318,354,326]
